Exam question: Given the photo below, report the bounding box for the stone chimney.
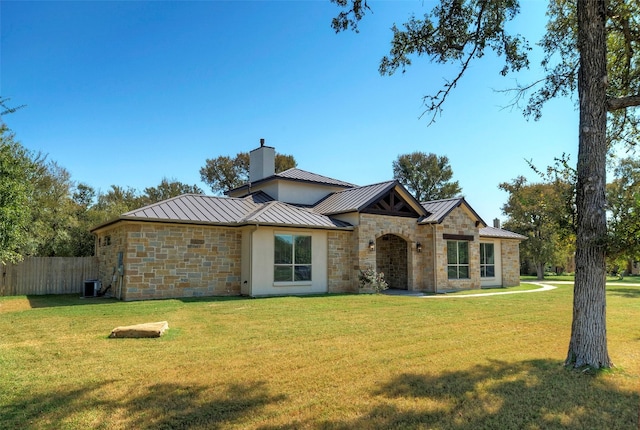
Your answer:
[493,218,501,229]
[249,138,275,183]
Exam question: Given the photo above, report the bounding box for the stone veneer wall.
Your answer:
[376,234,408,289]
[501,239,521,287]
[97,221,242,300]
[327,230,357,293]
[95,224,129,299]
[356,214,431,292]
[435,206,481,290]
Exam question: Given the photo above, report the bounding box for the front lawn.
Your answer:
[1,284,638,429]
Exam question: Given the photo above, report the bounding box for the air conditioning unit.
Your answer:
[83,280,101,297]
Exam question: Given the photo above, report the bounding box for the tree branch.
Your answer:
[607,94,640,111]
[420,0,489,124]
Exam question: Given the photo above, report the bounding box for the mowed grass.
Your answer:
[1,284,638,429]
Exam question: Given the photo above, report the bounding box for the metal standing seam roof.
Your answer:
[420,198,462,223]
[243,201,352,228]
[120,194,262,223]
[275,168,357,187]
[312,180,398,215]
[479,226,527,240]
[95,192,352,230]
[420,197,486,226]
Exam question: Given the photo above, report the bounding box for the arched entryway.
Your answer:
[376,234,408,290]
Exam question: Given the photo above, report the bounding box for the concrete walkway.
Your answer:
[383,282,556,298]
[383,280,640,298]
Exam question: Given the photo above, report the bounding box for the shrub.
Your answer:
[358,268,389,293]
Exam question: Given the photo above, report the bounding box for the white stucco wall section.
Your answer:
[241,227,253,295]
[480,239,503,287]
[245,227,328,297]
[276,181,341,205]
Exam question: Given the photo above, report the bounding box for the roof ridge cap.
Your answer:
[241,201,277,221]
[421,197,463,204]
[276,167,357,186]
[331,179,397,194]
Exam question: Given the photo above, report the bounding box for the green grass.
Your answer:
[1,285,638,429]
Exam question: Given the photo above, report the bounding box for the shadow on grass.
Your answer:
[607,286,640,298]
[177,295,248,304]
[3,380,286,429]
[26,294,120,308]
[309,359,638,430]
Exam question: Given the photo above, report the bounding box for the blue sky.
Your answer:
[1,0,579,222]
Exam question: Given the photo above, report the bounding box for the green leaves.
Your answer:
[199,151,296,195]
[392,151,461,202]
[0,126,35,264]
[377,0,530,122]
[606,156,640,262]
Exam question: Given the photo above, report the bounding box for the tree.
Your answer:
[500,177,569,279]
[392,152,461,201]
[0,125,36,264]
[140,177,204,206]
[606,156,640,271]
[332,0,640,369]
[93,185,141,223]
[200,151,297,195]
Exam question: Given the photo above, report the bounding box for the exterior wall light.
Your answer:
[369,240,375,251]
[416,242,422,253]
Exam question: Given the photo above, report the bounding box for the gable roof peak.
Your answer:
[420,196,486,226]
[420,196,464,205]
[313,179,427,217]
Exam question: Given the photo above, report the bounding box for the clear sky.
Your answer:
[1,0,579,222]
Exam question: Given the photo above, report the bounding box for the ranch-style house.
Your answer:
[91,141,525,300]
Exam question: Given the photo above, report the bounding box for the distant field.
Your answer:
[1,284,638,429]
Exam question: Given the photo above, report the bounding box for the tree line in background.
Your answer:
[0,122,204,264]
[500,154,640,280]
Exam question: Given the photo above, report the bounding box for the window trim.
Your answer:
[480,242,496,279]
[273,233,312,286]
[447,240,470,280]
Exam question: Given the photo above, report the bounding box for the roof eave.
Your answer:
[91,216,354,232]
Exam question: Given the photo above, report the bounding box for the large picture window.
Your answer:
[447,240,469,279]
[274,234,312,282]
[480,243,495,278]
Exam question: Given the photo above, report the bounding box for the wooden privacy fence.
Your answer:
[0,257,99,296]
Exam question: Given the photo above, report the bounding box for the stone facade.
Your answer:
[376,234,408,289]
[501,239,521,287]
[95,223,129,298]
[95,222,241,301]
[435,206,481,291]
[327,230,357,293]
[356,214,432,292]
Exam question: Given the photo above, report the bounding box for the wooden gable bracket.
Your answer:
[363,189,421,218]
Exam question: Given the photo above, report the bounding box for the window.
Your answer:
[480,243,495,278]
[274,234,312,282]
[447,240,469,279]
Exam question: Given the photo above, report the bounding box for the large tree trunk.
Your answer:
[566,0,612,369]
[535,262,545,280]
